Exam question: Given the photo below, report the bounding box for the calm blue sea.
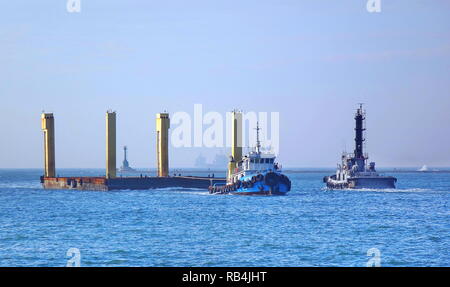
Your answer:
[0,168,448,267]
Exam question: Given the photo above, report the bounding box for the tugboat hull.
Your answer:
[349,177,396,189]
[229,182,290,196]
[324,176,397,189]
[209,172,291,195]
[229,190,288,196]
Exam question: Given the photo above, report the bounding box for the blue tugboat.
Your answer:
[323,105,397,189]
[209,123,291,195]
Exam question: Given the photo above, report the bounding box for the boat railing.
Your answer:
[342,152,369,160]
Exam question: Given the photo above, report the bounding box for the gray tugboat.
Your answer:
[323,105,397,189]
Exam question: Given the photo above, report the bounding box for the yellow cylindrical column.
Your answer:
[156,113,170,177]
[41,113,56,178]
[228,110,242,180]
[231,110,243,162]
[227,160,236,182]
[106,111,116,178]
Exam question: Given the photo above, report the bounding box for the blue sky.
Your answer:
[1,1,449,168]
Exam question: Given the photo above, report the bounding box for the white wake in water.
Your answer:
[321,187,432,193]
[345,188,431,193]
[0,182,42,189]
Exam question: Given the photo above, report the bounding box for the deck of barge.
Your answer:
[41,176,226,191]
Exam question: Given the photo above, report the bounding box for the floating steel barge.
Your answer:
[41,176,225,191]
[40,112,225,191]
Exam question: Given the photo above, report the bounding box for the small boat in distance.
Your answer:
[209,122,291,195]
[417,165,428,172]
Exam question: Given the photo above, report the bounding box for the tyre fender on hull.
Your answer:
[279,174,291,190]
[256,174,264,182]
[264,172,279,186]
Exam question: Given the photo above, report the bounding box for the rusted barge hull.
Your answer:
[42,176,226,191]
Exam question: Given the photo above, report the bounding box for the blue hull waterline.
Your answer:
[209,172,291,195]
[323,175,397,189]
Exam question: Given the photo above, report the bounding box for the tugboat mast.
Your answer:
[255,122,261,154]
[354,104,365,159]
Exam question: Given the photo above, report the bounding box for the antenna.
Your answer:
[255,122,261,154]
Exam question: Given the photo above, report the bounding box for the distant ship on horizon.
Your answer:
[417,165,428,172]
[417,165,440,172]
[194,153,229,169]
[118,146,136,173]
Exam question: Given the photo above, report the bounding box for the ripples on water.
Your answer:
[0,169,448,267]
